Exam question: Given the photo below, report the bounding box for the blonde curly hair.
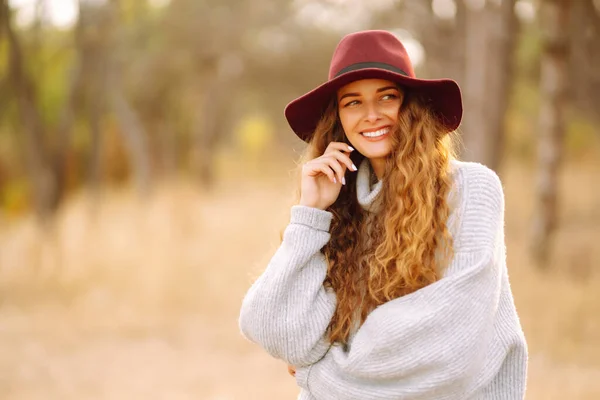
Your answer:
[296,91,457,347]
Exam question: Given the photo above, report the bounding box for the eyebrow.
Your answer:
[338,86,400,102]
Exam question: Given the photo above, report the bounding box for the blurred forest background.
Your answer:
[0,0,599,398]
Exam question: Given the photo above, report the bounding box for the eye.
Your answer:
[381,93,398,101]
[343,100,360,107]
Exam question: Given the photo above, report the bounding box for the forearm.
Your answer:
[295,250,505,399]
[239,205,336,365]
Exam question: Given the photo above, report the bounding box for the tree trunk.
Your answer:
[421,0,466,83]
[530,0,571,267]
[54,61,83,208]
[485,0,518,170]
[157,120,178,179]
[111,89,153,195]
[570,0,600,122]
[105,0,153,195]
[461,0,516,171]
[1,0,58,223]
[189,73,234,188]
[461,4,490,164]
[88,93,104,195]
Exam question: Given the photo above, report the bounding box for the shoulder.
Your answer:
[450,160,504,210]
[449,160,505,252]
[450,160,503,194]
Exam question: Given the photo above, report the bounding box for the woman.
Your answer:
[239,30,527,400]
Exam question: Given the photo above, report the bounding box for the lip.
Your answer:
[361,125,391,134]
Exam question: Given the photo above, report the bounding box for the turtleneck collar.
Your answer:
[356,158,383,213]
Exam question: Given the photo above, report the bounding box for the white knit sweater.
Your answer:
[239,159,528,400]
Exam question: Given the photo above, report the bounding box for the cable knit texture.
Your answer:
[356,158,383,212]
[239,159,528,400]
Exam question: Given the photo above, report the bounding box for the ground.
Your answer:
[0,160,599,399]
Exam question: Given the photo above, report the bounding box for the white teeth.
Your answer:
[362,127,390,137]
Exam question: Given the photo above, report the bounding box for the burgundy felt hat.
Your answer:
[284,30,463,142]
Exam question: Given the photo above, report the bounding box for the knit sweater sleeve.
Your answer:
[238,205,336,366]
[295,163,525,399]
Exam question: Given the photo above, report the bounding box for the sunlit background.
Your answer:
[0,0,599,399]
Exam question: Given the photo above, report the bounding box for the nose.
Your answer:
[363,101,382,124]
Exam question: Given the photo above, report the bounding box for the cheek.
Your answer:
[385,103,401,123]
[338,109,360,134]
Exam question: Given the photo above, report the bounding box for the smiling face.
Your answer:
[336,79,404,178]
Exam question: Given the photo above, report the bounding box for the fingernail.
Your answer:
[348,146,354,152]
[342,177,346,185]
[333,177,337,184]
[352,163,357,171]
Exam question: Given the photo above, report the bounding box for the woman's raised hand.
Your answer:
[299,142,357,210]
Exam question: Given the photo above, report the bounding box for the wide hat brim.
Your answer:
[284,68,463,142]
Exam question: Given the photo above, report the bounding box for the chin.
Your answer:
[350,135,393,159]
[359,147,393,160]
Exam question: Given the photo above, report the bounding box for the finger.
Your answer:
[321,156,345,185]
[304,161,337,183]
[327,150,358,173]
[325,141,354,155]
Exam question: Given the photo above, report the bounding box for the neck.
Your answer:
[369,157,386,180]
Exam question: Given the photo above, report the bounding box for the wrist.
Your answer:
[290,205,333,231]
[298,200,326,210]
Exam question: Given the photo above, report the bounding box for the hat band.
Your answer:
[334,62,409,78]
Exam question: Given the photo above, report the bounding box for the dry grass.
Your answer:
[0,157,599,399]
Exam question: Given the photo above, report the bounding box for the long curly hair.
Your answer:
[295,90,457,347]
